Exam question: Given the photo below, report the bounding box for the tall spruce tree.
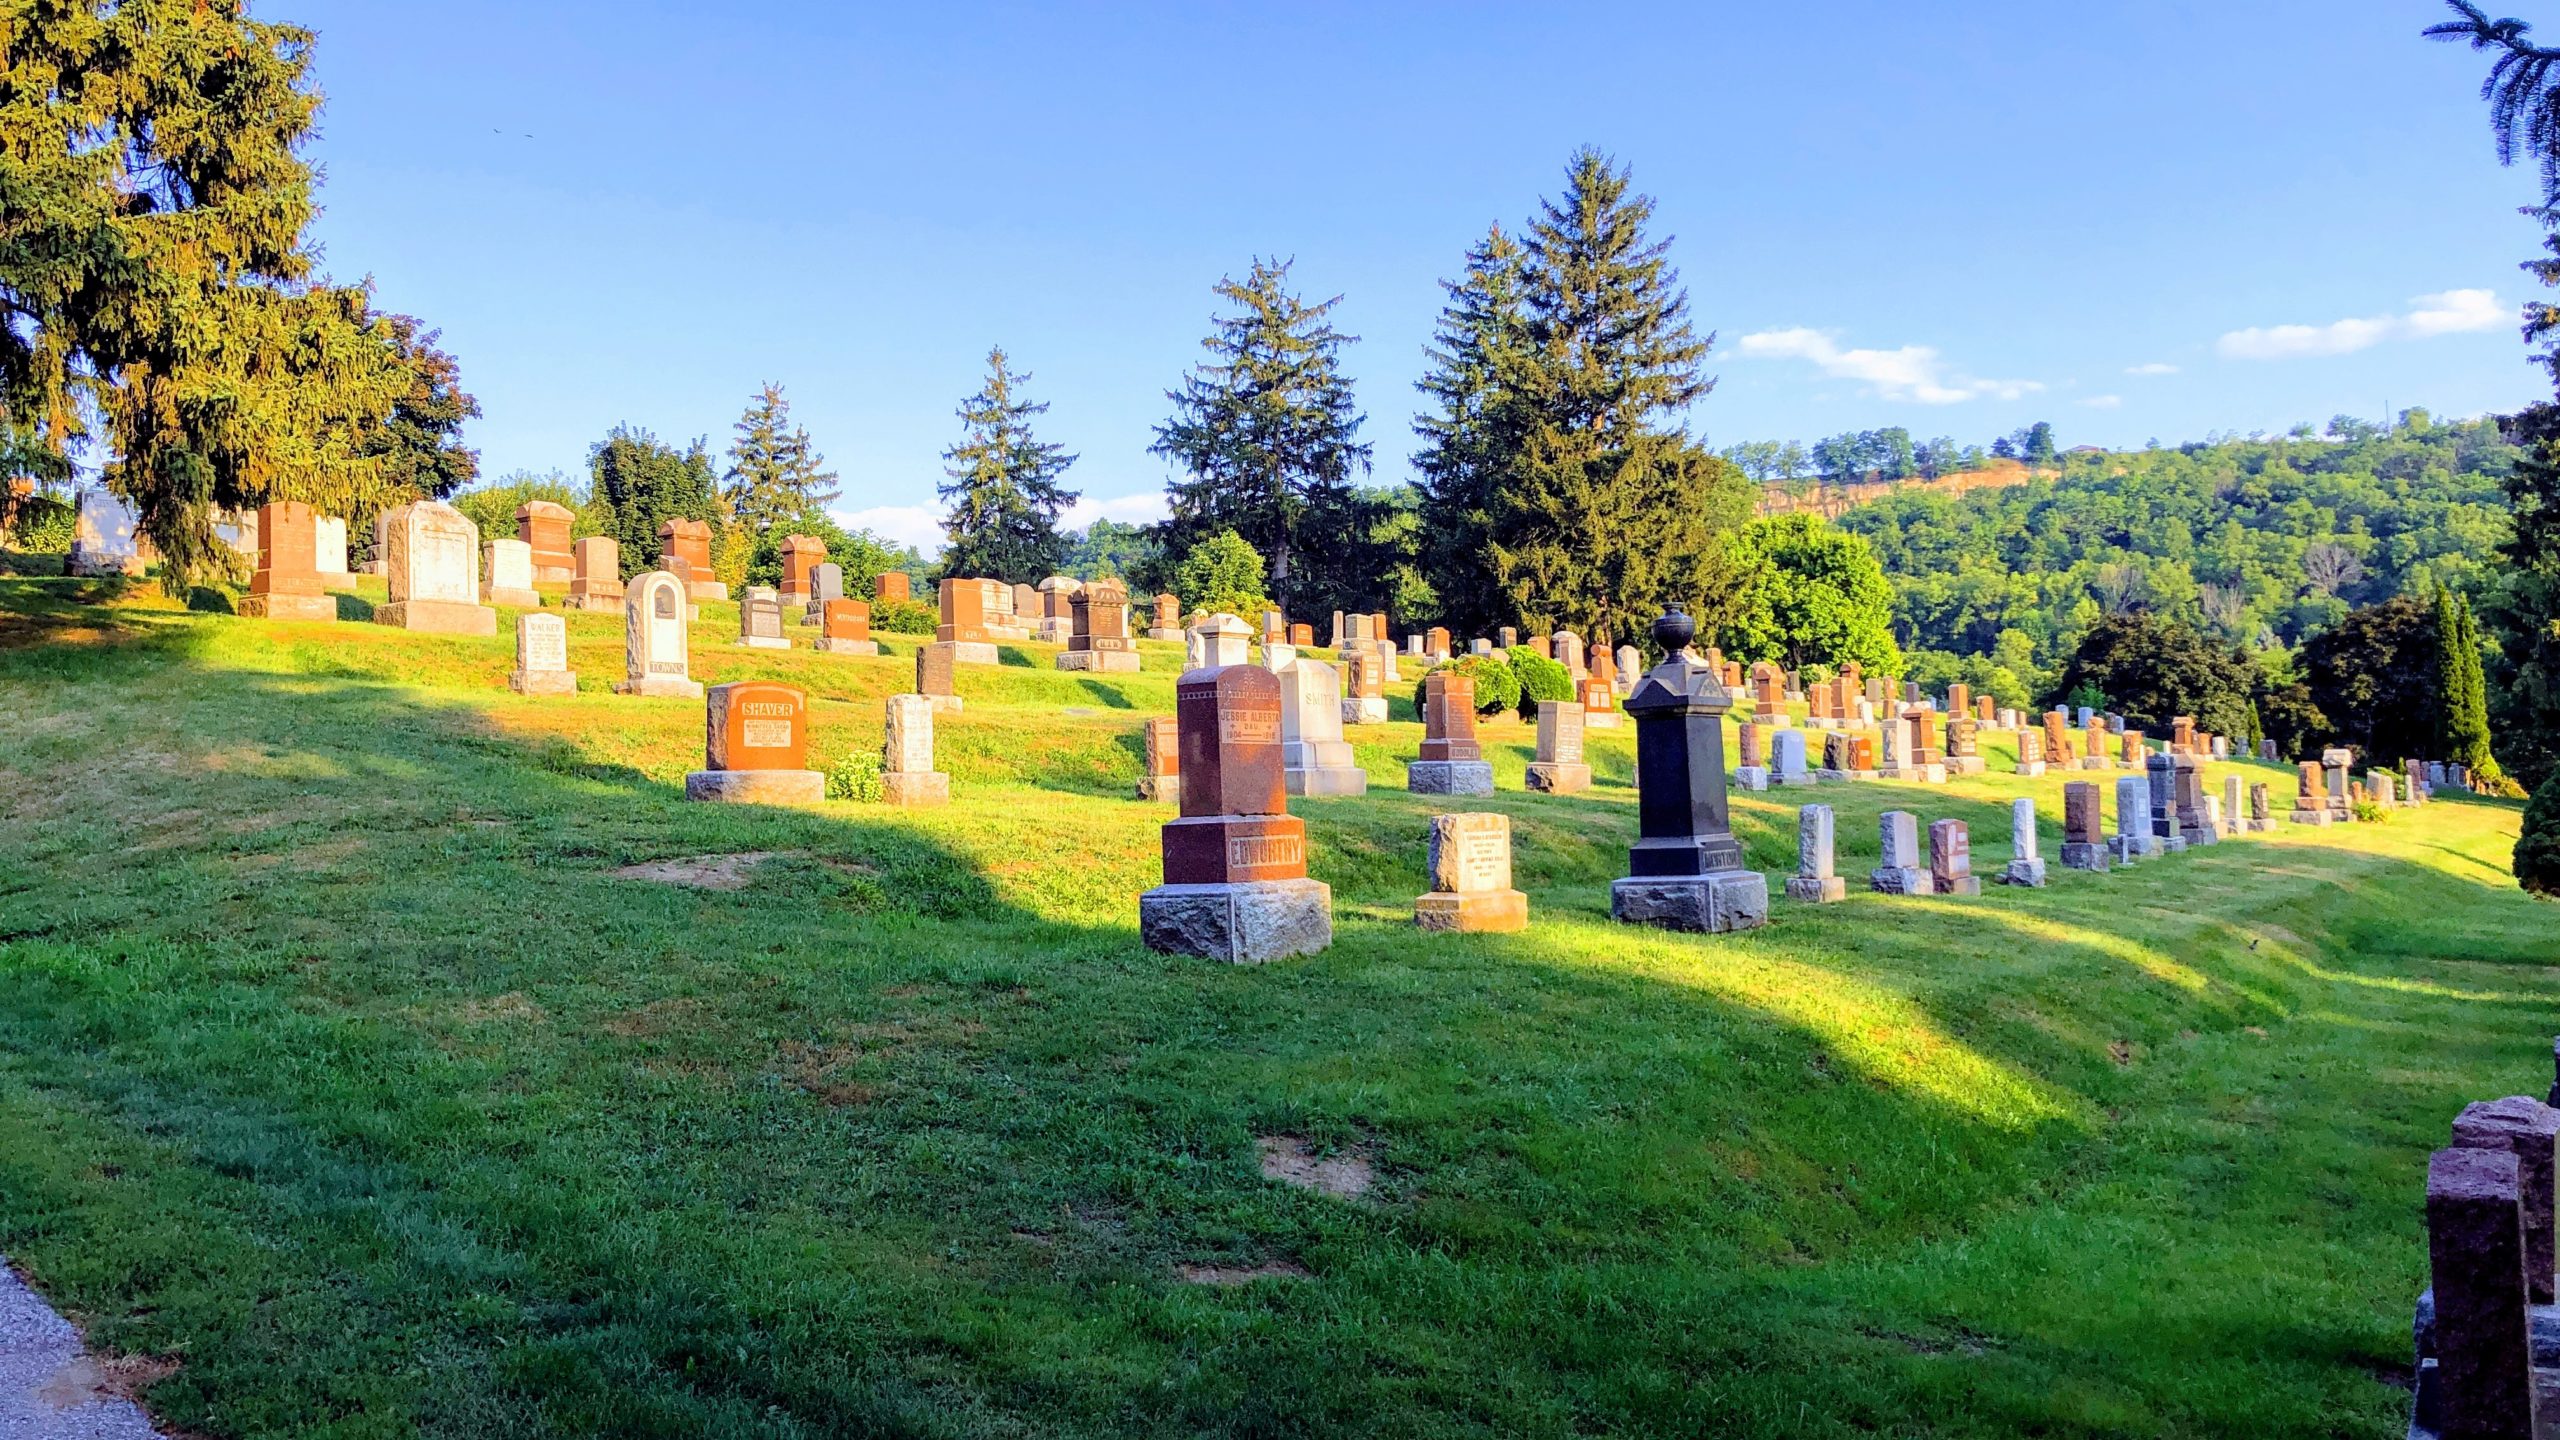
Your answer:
[938,348,1079,582]
[1484,149,1753,651]
[1414,225,1535,640]
[1151,258,1375,617]
[723,384,839,536]
[2439,581,2503,776]
[0,1,472,590]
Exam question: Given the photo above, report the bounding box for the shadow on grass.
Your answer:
[0,588,2547,1438]
[1075,678,1136,710]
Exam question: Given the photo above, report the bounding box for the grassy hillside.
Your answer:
[0,572,2544,1438]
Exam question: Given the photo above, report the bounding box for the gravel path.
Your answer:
[0,1263,165,1440]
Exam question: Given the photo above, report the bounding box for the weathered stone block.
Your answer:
[1140,879,1333,963]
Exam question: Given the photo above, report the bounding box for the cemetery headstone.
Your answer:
[1999,798,2047,887]
[1554,632,1587,679]
[313,514,350,575]
[1496,626,1517,650]
[1580,647,1623,727]
[508,613,576,695]
[568,536,625,613]
[1946,716,1984,775]
[659,518,726,600]
[1138,716,1181,803]
[2017,727,2047,777]
[240,500,336,622]
[778,535,828,608]
[517,500,576,583]
[2291,762,2331,825]
[1615,644,1642,696]
[876,571,912,603]
[2145,753,2188,854]
[1785,804,1846,903]
[613,571,704,698]
[685,682,823,803]
[1034,575,1081,644]
[1736,720,1769,792]
[1772,728,1812,786]
[2415,1145,2540,1439]
[2250,782,2273,832]
[802,562,844,625]
[1410,672,1496,795]
[483,538,541,608]
[2113,775,2154,862]
[66,486,151,576]
[1527,700,1592,794]
[2223,775,2245,838]
[816,598,878,655]
[1609,608,1770,932]
[2449,1096,2560,1306]
[2062,782,2110,872]
[1414,813,1529,933]
[737,586,790,649]
[1281,658,1367,796]
[1148,592,1184,641]
[2174,754,2214,845]
[1059,579,1140,672]
[935,579,1000,665]
[1139,658,1333,962]
[1189,612,1252,671]
[2323,747,2354,819]
[377,501,497,635]
[1931,819,1981,897]
[1343,649,1388,725]
[1871,811,1930,894]
[881,694,950,807]
[917,642,962,713]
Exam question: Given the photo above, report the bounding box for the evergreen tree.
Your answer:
[723,384,839,537]
[2439,581,2501,774]
[1486,148,1753,651]
[0,2,470,591]
[1151,259,1375,617]
[588,427,723,580]
[1413,224,1534,640]
[938,348,1079,582]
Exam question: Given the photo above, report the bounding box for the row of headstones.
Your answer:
[2403,1046,2560,1440]
[663,678,951,808]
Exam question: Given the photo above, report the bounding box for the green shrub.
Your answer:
[1508,651,1573,722]
[1168,529,1268,619]
[2517,770,2560,897]
[2351,797,2389,825]
[828,749,886,802]
[6,493,74,553]
[1414,655,1520,718]
[873,598,939,635]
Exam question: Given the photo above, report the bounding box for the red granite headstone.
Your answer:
[937,578,989,644]
[1162,664,1305,885]
[1421,673,1483,762]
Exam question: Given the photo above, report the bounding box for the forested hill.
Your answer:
[1834,414,2516,674]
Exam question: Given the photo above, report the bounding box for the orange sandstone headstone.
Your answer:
[685,681,824,803]
[241,501,335,622]
[517,501,575,583]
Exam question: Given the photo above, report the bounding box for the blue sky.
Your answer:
[294,0,2551,551]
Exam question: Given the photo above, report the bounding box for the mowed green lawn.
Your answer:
[0,569,2545,1439]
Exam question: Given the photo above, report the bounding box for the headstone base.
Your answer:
[737,635,790,651]
[1035,620,1072,645]
[1870,866,1930,895]
[509,668,578,696]
[1525,762,1592,795]
[1998,859,2047,887]
[1734,766,1770,791]
[1610,870,1771,933]
[239,593,338,622]
[1140,879,1333,964]
[1784,875,1847,903]
[1146,627,1184,642]
[685,581,730,602]
[376,600,497,636]
[1137,776,1180,804]
[486,586,541,609]
[1949,758,1986,776]
[1415,888,1529,933]
[1920,764,1948,784]
[1057,650,1141,673]
[684,769,826,804]
[2290,809,2331,825]
[925,694,964,714]
[882,771,950,808]
[1773,769,1814,787]
[2248,818,2274,833]
[1285,766,1369,798]
[2061,842,2110,873]
[947,642,1000,667]
[1585,711,1622,728]
[1407,760,1495,796]
[2015,762,2047,777]
[1342,698,1388,726]
[2157,834,2189,854]
[1755,713,1792,728]
[615,675,705,699]
[567,594,625,614]
[2106,837,2146,863]
[2081,758,2113,771]
[815,638,880,656]
[1935,875,1983,897]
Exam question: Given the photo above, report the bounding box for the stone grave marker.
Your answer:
[1189,613,1252,671]
[2290,761,2330,824]
[1999,798,2046,887]
[2062,782,2109,872]
[936,579,1000,665]
[2323,748,2354,818]
[1772,728,1812,786]
[1785,804,1846,903]
[1409,672,1495,795]
[802,562,844,625]
[779,535,828,609]
[2174,754,2214,845]
[1615,644,1641,696]
[313,514,349,575]
[1735,720,1769,791]
[517,500,575,583]
[1059,579,1140,672]
[241,500,336,622]
[2017,727,2047,777]
[1148,592,1184,641]
[1139,716,1181,803]
[377,501,497,635]
[659,518,725,600]
[483,538,541,608]
[817,598,877,655]
[2250,782,2273,832]
[1139,659,1333,962]
[1527,700,1591,794]
[1414,813,1528,933]
[508,613,576,695]
[1610,609,1769,932]
[876,571,911,603]
[685,681,823,803]
[1343,649,1388,725]
[1281,659,1366,796]
[2416,1144,2540,1438]
[568,536,625,613]
[1871,811,1929,894]
[2115,775,2156,862]
[737,587,790,649]
[1931,819,1981,896]
[882,693,950,807]
[1946,716,1984,775]
[66,486,151,576]
[613,571,704,698]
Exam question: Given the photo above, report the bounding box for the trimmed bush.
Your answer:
[2517,770,2560,897]
[1508,651,1573,722]
[1414,655,1520,719]
[873,597,939,635]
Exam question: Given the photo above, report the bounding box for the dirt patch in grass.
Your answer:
[1179,1259,1312,1286]
[35,1351,180,1410]
[604,996,706,1038]
[1259,1135,1375,1201]
[610,852,787,890]
[455,992,549,1025]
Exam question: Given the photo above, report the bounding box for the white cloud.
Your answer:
[2079,395,2123,410]
[835,504,945,555]
[1062,491,1169,529]
[2217,289,2505,361]
[2125,362,2180,376]
[1735,327,2042,405]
